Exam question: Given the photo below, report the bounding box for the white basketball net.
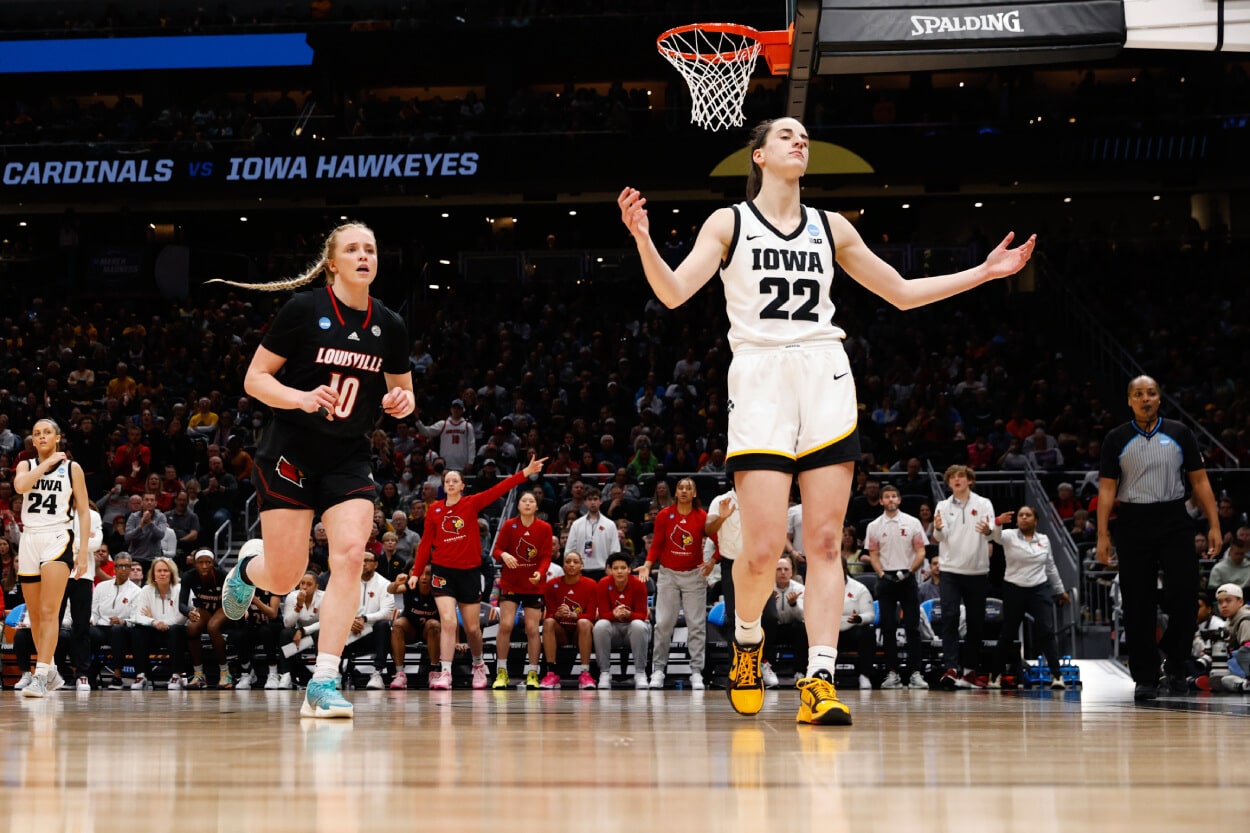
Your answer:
[658,26,762,132]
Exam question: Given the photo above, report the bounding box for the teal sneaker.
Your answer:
[222,539,263,620]
[300,677,354,719]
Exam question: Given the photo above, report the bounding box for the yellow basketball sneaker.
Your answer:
[796,671,852,726]
[726,637,765,715]
[492,669,510,690]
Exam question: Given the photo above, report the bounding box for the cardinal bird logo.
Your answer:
[669,526,694,551]
[441,515,466,535]
[521,541,538,562]
[276,456,305,488]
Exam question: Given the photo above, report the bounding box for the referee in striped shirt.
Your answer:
[1097,375,1221,701]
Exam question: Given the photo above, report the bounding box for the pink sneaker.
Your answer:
[577,671,597,690]
[389,672,407,690]
[428,670,451,690]
[539,671,561,689]
[471,664,489,689]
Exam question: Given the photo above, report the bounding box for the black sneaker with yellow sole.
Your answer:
[796,670,852,726]
[727,637,765,716]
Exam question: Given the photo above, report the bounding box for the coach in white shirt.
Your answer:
[840,566,878,690]
[90,552,140,688]
[866,484,930,689]
[931,465,996,689]
[348,552,398,689]
[564,488,620,582]
[981,505,1070,688]
[705,487,742,622]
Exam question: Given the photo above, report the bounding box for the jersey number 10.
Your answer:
[327,372,361,419]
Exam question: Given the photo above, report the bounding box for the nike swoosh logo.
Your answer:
[833,372,849,381]
[746,234,763,241]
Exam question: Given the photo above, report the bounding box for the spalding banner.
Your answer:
[817,0,1126,72]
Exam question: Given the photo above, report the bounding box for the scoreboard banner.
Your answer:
[0,151,481,190]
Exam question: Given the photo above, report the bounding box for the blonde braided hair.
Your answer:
[207,221,375,291]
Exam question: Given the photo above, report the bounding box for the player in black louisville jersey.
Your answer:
[211,222,414,718]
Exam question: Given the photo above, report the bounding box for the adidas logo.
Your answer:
[348,332,360,341]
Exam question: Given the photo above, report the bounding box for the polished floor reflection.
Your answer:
[2,661,1245,833]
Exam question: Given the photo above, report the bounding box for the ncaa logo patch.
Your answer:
[807,223,820,236]
[371,325,382,337]
[318,317,332,330]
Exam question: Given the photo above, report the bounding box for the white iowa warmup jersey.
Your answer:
[720,201,846,351]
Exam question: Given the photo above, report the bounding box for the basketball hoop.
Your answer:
[657,22,791,132]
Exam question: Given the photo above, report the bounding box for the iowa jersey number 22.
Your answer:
[759,277,821,321]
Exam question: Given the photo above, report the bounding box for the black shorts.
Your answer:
[431,564,482,604]
[254,432,375,514]
[397,614,438,633]
[499,592,544,610]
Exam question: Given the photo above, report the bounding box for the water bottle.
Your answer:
[675,679,684,691]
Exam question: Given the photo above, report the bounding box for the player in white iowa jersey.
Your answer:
[619,116,1035,726]
[14,418,91,697]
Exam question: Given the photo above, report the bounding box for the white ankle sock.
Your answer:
[735,616,763,646]
[806,646,838,679]
[312,653,339,683]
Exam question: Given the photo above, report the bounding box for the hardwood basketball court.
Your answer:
[4,660,1246,833]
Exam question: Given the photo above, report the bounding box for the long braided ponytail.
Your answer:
[207,221,374,291]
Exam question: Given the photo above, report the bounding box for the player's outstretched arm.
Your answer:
[828,210,1036,311]
[619,187,733,309]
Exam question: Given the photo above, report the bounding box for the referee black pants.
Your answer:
[1112,501,1198,685]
